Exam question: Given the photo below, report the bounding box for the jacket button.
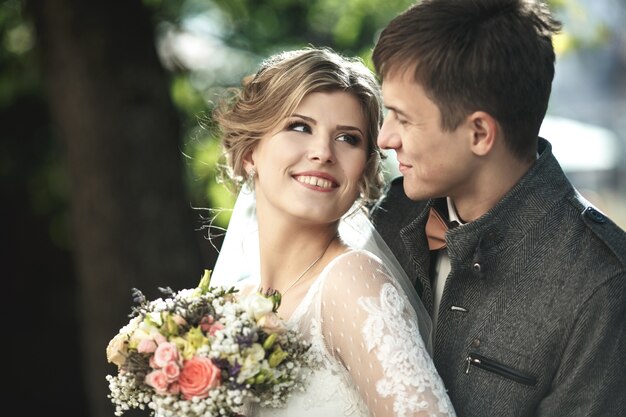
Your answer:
[472,262,481,272]
[585,207,606,224]
[471,338,481,348]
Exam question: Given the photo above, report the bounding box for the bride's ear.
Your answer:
[242,150,256,174]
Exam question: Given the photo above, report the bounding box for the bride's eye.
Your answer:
[336,133,361,146]
[287,121,312,134]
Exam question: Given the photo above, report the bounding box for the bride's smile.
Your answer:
[248,90,368,225]
[210,47,457,417]
[293,171,338,191]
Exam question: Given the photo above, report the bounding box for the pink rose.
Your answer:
[162,361,181,383]
[153,333,167,345]
[200,315,224,336]
[168,381,180,395]
[153,342,179,368]
[137,338,157,354]
[199,315,215,332]
[178,357,221,400]
[208,322,224,336]
[145,369,169,395]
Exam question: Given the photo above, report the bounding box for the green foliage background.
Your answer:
[2,2,617,416]
[2,0,605,245]
[147,0,421,227]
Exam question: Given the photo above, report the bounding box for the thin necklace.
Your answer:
[280,237,335,296]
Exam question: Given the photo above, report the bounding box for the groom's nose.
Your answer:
[378,116,401,150]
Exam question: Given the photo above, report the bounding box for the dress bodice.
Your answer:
[241,249,456,417]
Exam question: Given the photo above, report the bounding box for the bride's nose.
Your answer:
[308,136,335,164]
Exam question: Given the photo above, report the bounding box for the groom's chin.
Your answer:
[402,184,432,201]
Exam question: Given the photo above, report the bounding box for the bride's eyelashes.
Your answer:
[286,120,312,134]
[286,120,363,147]
[336,133,362,146]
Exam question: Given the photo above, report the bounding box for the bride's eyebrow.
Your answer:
[291,113,316,124]
[291,113,363,136]
[336,125,364,136]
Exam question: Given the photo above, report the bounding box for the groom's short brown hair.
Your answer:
[373,0,562,161]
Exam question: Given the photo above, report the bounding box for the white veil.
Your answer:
[210,185,261,287]
[210,184,434,354]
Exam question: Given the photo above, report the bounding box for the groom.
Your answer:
[371,0,626,416]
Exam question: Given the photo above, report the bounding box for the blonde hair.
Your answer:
[214,47,384,204]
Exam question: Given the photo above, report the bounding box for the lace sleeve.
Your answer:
[319,250,456,417]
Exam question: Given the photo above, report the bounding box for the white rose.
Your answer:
[148,311,163,326]
[241,293,274,320]
[119,315,142,335]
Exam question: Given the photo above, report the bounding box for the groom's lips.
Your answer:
[293,171,339,191]
[398,160,411,172]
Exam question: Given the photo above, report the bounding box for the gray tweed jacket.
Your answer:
[372,138,626,417]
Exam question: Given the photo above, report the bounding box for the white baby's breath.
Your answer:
[106,271,311,417]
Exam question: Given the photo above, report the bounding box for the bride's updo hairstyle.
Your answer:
[214,47,385,204]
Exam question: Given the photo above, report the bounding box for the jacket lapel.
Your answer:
[400,202,436,314]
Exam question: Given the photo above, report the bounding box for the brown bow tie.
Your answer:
[426,207,449,250]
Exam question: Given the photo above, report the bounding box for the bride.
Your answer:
[209,47,455,417]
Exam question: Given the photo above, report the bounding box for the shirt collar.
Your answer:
[444,152,539,227]
[446,197,465,226]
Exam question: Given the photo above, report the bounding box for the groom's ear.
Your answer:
[468,111,498,156]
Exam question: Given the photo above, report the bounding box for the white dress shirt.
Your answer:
[431,198,464,333]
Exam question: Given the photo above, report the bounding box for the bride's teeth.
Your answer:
[297,176,333,188]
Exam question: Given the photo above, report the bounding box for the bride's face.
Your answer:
[248,91,368,225]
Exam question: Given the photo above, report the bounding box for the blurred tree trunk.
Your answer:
[27,1,205,416]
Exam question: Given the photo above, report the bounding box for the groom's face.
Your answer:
[378,71,477,201]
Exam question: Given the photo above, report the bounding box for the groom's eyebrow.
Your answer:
[385,105,409,118]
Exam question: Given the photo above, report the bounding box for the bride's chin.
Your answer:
[290,210,342,226]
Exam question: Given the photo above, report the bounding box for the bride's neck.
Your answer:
[256,217,339,294]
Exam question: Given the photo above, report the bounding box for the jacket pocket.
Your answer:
[465,352,537,386]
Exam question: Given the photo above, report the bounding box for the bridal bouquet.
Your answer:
[106,270,311,417]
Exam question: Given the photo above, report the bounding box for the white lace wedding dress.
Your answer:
[239,249,456,417]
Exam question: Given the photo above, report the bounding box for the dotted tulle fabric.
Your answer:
[241,250,456,417]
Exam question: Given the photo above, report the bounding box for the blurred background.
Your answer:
[3,0,624,416]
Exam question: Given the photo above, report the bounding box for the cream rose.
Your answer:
[106,333,128,367]
[106,316,142,366]
[257,312,287,334]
